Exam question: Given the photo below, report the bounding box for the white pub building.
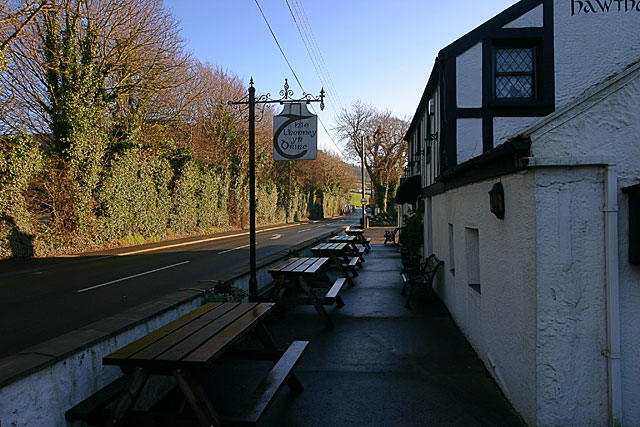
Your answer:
[400,0,640,425]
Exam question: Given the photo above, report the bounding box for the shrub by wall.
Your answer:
[0,135,44,258]
[0,140,349,258]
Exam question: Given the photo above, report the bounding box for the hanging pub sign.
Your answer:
[273,102,318,160]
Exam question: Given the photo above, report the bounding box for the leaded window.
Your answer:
[495,48,535,100]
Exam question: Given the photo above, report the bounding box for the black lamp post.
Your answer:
[489,182,505,219]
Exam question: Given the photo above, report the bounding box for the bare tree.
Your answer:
[0,0,189,149]
[335,101,408,211]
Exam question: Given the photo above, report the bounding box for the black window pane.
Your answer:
[496,48,533,73]
[496,75,533,99]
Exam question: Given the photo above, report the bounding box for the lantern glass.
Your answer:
[489,182,505,219]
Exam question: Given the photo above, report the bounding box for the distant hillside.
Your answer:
[349,164,370,181]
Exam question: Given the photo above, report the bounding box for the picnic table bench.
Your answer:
[311,242,359,286]
[345,228,372,251]
[66,302,307,427]
[268,257,346,327]
[328,235,366,263]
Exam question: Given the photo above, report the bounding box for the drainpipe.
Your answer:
[603,163,623,426]
[524,156,622,425]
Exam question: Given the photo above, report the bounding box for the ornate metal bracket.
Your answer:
[228,78,325,121]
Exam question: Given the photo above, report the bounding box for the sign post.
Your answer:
[228,79,324,302]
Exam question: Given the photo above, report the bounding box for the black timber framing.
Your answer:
[422,138,531,198]
[405,0,554,192]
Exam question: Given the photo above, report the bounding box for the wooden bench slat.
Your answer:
[183,303,274,367]
[65,375,128,422]
[231,341,308,426]
[104,303,224,363]
[324,278,346,304]
[151,303,258,363]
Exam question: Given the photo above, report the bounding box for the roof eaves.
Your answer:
[404,0,545,141]
[404,59,440,141]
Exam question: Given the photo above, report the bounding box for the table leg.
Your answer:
[107,367,149,427]
[330,252,356,287]
[270,275,286,301]
[255,324,304,393]
[359,235,371,251]
[174,368,222,427]
[297,276,334,328]
[349,242,365,263]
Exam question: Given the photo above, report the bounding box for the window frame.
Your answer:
[489,38,546,108]
[494,46,537,101]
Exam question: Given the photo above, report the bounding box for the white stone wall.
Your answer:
[504,3,544,28]
[528,66,640,425]
[534,166,608,426]
[430,172,538,425]
[553,1,640,108]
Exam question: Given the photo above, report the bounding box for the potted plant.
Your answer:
[398,212,423,256]
[204,280,248,303]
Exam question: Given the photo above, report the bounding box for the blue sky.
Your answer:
[163,0,517,157]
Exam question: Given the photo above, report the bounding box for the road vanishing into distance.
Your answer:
[0,214,359,359]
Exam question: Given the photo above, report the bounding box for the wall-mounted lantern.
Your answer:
[489,182,505,219]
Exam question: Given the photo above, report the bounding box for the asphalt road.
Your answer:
[0,214,359,359]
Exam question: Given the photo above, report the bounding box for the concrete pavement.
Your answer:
[201,242,525,426]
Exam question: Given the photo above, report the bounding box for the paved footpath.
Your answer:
[201,243,525,426]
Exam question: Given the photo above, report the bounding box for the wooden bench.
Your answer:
[343,256,360,277]
[268,257,345,327]
[345,229,372,251]
[311,243,358,284]
[323,277,347,305]
[229,340,308,426]
[66,302,307,426]
[402,254,444,308]
[65,376,128,425]
[384,228,400,246]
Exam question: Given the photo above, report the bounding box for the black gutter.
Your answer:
[422,138,531,198]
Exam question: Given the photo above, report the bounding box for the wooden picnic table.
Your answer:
[311,242,358,287]
[102,302,307,427]
[268,257,346,327]
[329,235,366,262]
[345,228,372,251]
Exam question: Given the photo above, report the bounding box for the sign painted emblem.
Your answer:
[273,103,318,160]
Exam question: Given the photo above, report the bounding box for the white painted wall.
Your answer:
[553,1,640,108]
[527,65,640,425]
[456,118,483,163]
[456,43,483,108]
[431,172,538,425]
[503,3,543,28]
[534,166,608,426]
[416,2,640,425]
[493,117,539,146]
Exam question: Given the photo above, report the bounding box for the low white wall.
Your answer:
[0,301,202,427]
[430,171,538,425]
[534,166,608,426]
[529,65,640,425]
[0,230,338,427]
